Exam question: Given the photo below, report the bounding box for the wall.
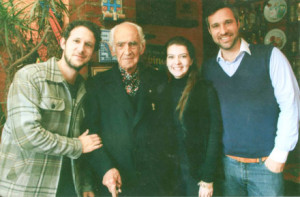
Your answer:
[69,0,102,26]
[0,0,204,105]
[0,0,69,108]
[68,0,203,66]
[140,1,204,67]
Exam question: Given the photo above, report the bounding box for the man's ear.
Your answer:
[139,43,145,55]
[60,37,66,50]
[208,27,212,35]
[109,45,116,56]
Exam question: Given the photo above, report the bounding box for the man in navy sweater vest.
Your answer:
[202,2,300,196]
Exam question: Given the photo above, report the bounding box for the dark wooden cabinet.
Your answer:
[136,0,199,28]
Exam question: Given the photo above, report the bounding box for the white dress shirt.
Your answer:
[217,39,300,163]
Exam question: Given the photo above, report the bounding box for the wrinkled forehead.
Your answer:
[114,24,140,43]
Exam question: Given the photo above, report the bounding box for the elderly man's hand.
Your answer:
[198,181,213,197]
[103,168,122,197]
[78,129,102,153]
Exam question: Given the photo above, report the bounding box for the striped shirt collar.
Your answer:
[46,57,65,83]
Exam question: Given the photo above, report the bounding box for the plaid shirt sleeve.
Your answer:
[6,67,82,159]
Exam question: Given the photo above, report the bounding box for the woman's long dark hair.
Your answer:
[165,36,199,121]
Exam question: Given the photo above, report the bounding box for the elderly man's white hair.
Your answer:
[109,22,146,52]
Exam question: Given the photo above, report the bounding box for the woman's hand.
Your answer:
[83,191,95,197]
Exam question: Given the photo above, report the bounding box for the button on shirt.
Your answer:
[217,39,300,163]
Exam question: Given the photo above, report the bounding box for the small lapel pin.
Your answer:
[152,103,156,111]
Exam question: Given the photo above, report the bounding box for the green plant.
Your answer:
[0,0,68,123]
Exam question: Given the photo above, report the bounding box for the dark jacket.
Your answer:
[160,78,223,183]
[83,65,176,196]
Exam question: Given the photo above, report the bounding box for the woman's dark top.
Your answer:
[161,76,223,187]
[171,76,200,195]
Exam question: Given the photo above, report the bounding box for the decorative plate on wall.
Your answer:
[264,28,287,49]
[263,0,287,22]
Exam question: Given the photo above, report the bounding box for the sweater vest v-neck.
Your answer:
[203,45,279,158]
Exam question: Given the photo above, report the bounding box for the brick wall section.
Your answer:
[120,0,203,66]
[96,0,203,66]
[0,0,203,107]
[145,0,203,66]
[69,0,136,23]
[69,0,137,24]
[123,0,136,21]
[67,0,203,66]
[69,0,102,26]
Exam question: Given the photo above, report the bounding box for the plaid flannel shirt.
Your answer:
[0,57,93,197]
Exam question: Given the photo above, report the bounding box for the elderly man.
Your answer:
[0,20,102,197]
[83,22,176,196]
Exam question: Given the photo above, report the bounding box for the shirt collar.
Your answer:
[119,66,139,79]
[46,57,65,83]
[216,38,251,62]
[119,66,140,96]
[46,57,84,85]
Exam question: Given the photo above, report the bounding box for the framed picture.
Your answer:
[99,29,117,63]
[91,65,113,76]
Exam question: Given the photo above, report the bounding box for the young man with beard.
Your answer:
[0,20,102,197]
[202,2,300,196]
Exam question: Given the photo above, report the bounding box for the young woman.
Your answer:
[162,36,223,197]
